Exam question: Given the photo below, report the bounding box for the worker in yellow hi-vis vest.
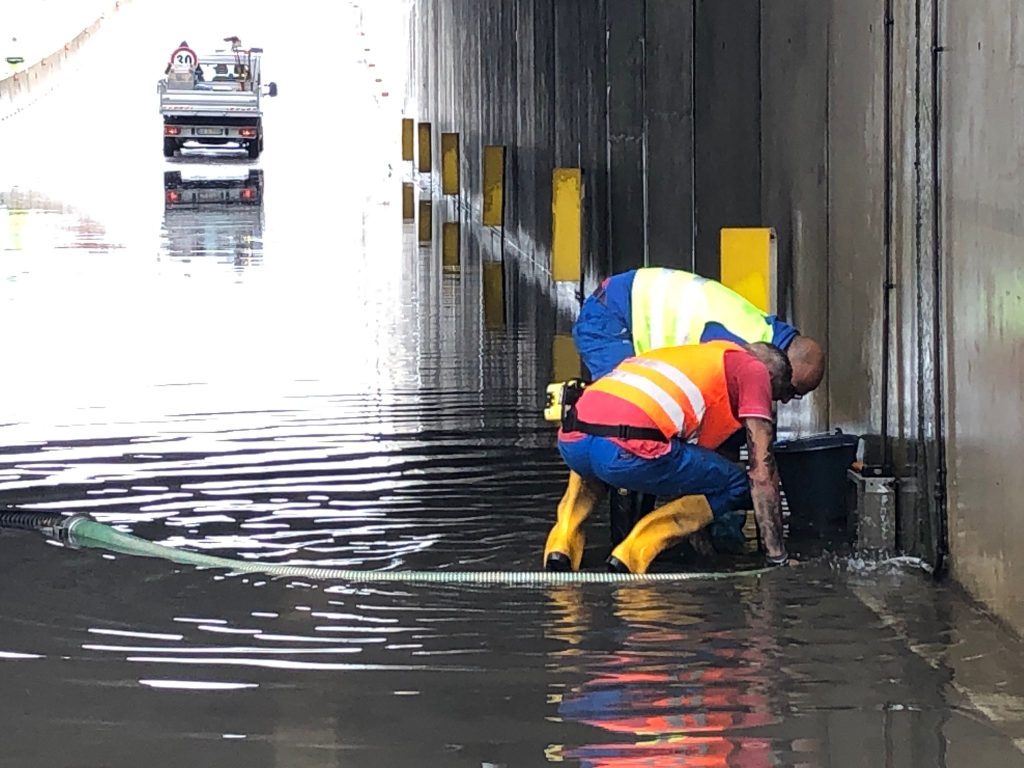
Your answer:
[546,267,825,559]
[575,268,824,389]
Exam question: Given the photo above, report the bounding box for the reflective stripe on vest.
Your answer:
[586,341,745,447]
[597,369,691,438]
[627,357,707,424]
[630,268,774,353]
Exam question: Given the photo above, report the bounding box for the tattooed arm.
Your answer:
[744,418,787,562]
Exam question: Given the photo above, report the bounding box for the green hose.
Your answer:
[62,517,772,584]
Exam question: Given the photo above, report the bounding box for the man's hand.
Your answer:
[744,418,787,563]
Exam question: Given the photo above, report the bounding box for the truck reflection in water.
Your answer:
[161,168,264,267]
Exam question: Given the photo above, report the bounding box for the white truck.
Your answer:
[158,39,277,159]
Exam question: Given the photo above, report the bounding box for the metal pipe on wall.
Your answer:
[930,0,949,578]
[690,0,697,272]
[881,0,895,474]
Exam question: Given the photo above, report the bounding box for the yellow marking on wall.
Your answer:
[482,145,506,226]
[483,261,505,329]
[552,168,582,283]
[4,208,27,251]
[720,227,777,314]
[441,133,460,195]
[442,222,460,268]
[552,333,581,381]
[401,118,414,161]
[402,182,414,220]
[418,199,432,243]
[417,122,432,174]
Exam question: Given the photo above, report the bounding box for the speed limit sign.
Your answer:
[169,45,198,71]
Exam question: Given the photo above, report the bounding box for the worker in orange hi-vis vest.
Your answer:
[544,340,796,574]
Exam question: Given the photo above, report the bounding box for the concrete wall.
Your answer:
[763,0,1024,630]
[414,0,1024,631]
[410,0,761,296]
[694,0,762,278]
[760,0,945,564]
[941,0,1024,631]
[759,1,831,436]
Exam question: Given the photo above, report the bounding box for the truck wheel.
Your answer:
[247,140,260,159]
[163,138,176,158]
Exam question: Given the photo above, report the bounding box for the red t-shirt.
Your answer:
[561,349,773,458]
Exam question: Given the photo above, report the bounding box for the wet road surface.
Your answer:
[2,2,1024,766]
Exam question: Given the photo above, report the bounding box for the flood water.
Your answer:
[2,2,1024,766]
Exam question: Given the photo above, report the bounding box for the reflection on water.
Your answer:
[0,180,561,572]
[162,166,264,268]
[5,185,1024,767]
[546,584,784,767]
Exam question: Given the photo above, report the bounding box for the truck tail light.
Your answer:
[241,187,255,200]
[239,127,257,138]
[164,125,181,136]
[165,190,179,204]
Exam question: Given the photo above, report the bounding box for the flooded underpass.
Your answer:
[3,1,1024,766]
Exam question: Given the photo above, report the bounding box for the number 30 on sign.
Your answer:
[169,46,198,71]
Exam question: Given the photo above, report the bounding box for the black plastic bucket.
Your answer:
[774,431,860,540]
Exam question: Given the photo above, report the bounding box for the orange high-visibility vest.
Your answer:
[585,340,745,449]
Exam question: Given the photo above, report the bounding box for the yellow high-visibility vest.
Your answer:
[630,268,774,354]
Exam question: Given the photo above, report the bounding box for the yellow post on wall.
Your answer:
[417,122,432,174]
[441,133,460,195]
[483,261,505,329]
[402,183,414,220]
[442,222,460,268]
[482,146,506,226]
[552,333,581,381]
[401,118,414,162]
[720,227,778,314]
[552,168,582,283]
[418,199,432,243]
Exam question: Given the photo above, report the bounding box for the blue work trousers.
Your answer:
[558,434,751,534]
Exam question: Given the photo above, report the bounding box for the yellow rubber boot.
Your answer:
[607,495,714,574]
[543,471,603,571]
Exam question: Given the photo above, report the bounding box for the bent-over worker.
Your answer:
[544,340,795,573]
[565,267,825,550]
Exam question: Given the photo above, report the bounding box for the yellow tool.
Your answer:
[544,378,587,422]
[544,471,604,571]
[607,495,714,574]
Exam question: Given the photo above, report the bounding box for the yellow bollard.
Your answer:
[720,227,778,314]
[552,168,582,283]
[552,333,581,381]
[401,118,414,162]
[482,145,506,226]
[483,261,505,329]
[418,199,432,243]
[442,222,460,268]
[401,182,414,220]
[417,122,432,174]
[441,133,460,195]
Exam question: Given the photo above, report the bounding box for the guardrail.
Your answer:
[0,1,130,121]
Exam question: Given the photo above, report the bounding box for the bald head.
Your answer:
[787,335,825,395]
